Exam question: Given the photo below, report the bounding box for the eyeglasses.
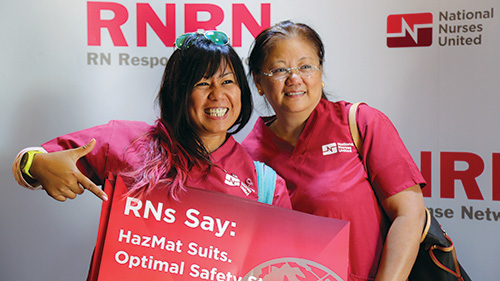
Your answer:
[260,65,321,80]
[174,30,230,48]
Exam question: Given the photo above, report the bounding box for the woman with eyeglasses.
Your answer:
[12,31,291,208]
[242,21,427,281]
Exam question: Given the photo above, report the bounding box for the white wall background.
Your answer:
[1,0,498,280]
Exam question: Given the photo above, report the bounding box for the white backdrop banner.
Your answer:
[1,0,498,280]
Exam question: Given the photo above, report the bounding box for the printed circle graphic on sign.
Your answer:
[243,257,344,281]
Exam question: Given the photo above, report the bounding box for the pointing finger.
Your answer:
[79,175,108,201]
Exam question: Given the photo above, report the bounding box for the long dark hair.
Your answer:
[127,33,252,199]
[248,20,327,99]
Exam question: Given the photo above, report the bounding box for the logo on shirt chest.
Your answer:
[224,174,241,186]
[224,173,255,196]
[322,142,355,156]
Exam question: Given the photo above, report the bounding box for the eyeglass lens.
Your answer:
[272,66,319,80]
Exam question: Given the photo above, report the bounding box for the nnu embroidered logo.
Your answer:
[322,142,355,156]
[224,173,255,196]
[322,143,338,156]
[224,174,241,187]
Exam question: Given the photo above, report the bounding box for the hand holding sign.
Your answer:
[30,139,108,202]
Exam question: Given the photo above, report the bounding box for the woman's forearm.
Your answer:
[375,184,426,281]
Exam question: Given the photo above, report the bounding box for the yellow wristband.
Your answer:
[20,150,44,180]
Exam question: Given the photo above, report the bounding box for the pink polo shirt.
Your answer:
[242,99,425,281]
[42,120,291,208]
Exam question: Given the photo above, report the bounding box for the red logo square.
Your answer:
[387,13,433,48]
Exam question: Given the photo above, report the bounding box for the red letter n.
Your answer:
[87,2,128,46]
[440,152,484,200]
[137,4,176,47]
[232,4,271,47]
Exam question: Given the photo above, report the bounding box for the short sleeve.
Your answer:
[356,104,426,201]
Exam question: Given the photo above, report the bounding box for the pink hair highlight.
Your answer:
[124,120,201,200]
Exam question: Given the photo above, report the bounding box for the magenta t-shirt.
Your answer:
[42,120,291,208]
[242,99,425,281]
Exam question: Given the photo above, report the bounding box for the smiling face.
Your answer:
[255,37,323,122]
[188,63,242,152]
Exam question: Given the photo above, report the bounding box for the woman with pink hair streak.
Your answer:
[13,31,291,208]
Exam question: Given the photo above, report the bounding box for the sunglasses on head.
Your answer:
[174,30,230,48]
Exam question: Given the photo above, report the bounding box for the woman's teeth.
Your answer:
[206,108,228,117]
[285,91,305,96]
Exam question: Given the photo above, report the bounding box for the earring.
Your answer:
[322,82,325,88]
[258,89,264,96]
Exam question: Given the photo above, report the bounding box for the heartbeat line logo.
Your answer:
[387,13,433,48]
